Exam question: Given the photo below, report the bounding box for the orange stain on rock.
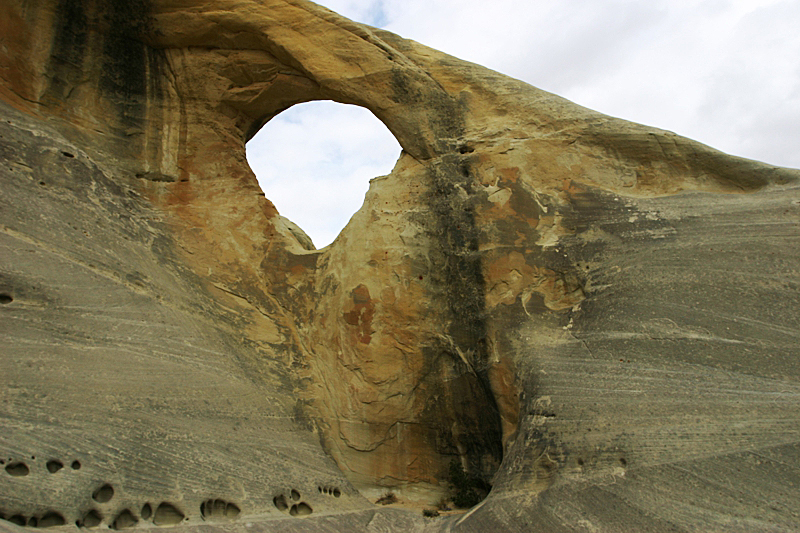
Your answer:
[343,284,375,344]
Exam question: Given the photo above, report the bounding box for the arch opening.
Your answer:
[246,101,402,249]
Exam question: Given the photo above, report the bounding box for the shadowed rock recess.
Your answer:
[1,1,798,532]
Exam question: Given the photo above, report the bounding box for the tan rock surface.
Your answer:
[1,1,799,531]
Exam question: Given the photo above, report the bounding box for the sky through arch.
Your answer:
[246,101,402,248]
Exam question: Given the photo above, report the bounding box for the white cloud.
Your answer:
[247,0,800,247]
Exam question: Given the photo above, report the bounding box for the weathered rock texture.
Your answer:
[1,1,799,531]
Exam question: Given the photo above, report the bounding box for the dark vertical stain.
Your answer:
[424,155,504,482]
[43,0,90,104]
[388,61,506,482]
[43,0,155,130]
[99,0,153,129]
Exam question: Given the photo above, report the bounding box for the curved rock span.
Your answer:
[1,1,799,531]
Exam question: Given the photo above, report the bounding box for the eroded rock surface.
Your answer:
[1,1,799,531]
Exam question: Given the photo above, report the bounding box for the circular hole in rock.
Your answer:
[110,510,137,530]
[289,503,312,517]
[153,502,185,526]
[201,499,229,519]
[9,515,26,526]
[225,503,240,519]
[46,460,63,473]
[82,510,102,528]
[333,488,341,498]
[28,517,38,527]
[141,504,152,520]
[39,512,66,528]
[71,460,81,470]
[5,462,29,476]
[92,483,114,503]
[246,100,401,249]
[272,495,288,512]
[290,489,300,501]
[620,458,628,467]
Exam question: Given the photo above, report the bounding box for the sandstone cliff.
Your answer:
[1,1,799,532]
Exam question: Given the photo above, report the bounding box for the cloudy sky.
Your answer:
[247,0,800,248]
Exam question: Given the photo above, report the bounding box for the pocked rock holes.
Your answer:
[272,489,313,517]
[1,453,245,529]
[200,499,240,521]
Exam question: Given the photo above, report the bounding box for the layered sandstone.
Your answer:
[1,1,799,532]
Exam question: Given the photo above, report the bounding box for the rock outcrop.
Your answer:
[1,1,799,531]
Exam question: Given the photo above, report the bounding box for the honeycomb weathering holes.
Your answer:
[273,489,312,517]
[289,503,312,517]
[200,499,240,520]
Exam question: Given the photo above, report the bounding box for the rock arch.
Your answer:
[1,0,798,530]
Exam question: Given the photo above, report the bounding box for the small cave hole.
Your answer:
[28,517,38,527]
[110,510,137,530]
[5,462,29,476]
[200,499,238,520]
[61,151,75,158]
[140,504,152,520]
[81,510,102,528]
[92,484,114,503]
[577,458,585,466]
[46,460,63,473]
[333,488,341,498]
[288,503,312,517]
[71,460,81,470]
[246,101,401,249]
[272,495,288,512]
[39,512,66,528]
[9,515,26,526]
[619,457,628,467]
[153,502,184,526]
[0,294,13,304]
[290,489,300,501]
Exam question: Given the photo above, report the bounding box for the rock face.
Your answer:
[1,1,799,531]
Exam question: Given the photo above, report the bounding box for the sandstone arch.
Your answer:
[1,1,798,531]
